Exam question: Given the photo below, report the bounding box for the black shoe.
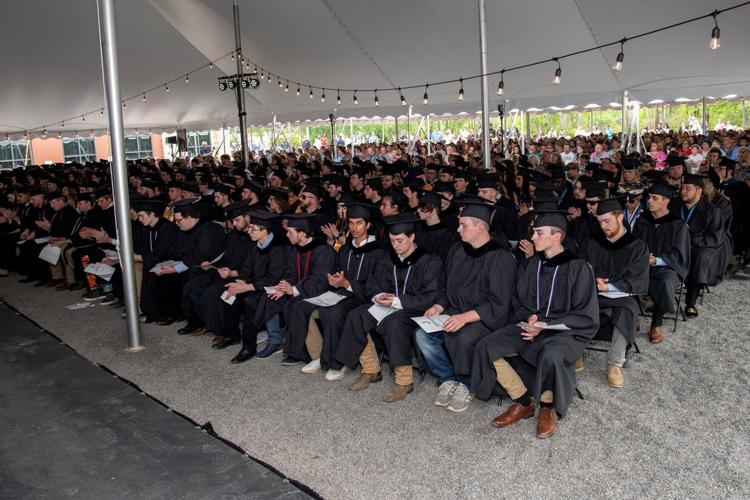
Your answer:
[280,355,302,366]
[108,298,124,308]
[100,293,119,306]
[19,277,36,283]
[685,306,698,318]
[177,322,201,335]
[231,349,255,364]
[155,319,175,326]
[213,337,240,350]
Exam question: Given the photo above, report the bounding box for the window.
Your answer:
[0,140,31,169]
[124,135,152,160]
[187,131,211,156]
[62,137,96,163]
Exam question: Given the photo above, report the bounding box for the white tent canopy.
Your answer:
[2,0,749,138]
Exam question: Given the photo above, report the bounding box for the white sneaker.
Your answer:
[325,366,350,381]
[433,380,459,407]
[447,383,474,413]
[301,358,321,374]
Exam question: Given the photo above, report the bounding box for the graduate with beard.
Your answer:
[632,182,690,343]
[245,213,337,365]
[415,201,516,413]
[293,203,387,381]
[579,198,650,389]
[672,175,727,318]
[470,210,599,438]
[335,213,443,402]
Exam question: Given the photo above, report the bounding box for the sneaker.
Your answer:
[301,358,321,374]
[281,356,302,366]
[447,384,474,413]
[256,343,282,359]
[433,380,459,407]
[325,366,349,382]
[684,306,698,318]
[607,364,624,388]
[734,266,750,280]
[100,293,119,306]
[575,357,584,372]
[82,289,107,301]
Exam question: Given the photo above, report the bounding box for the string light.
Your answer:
[374,90,379,106]
[285,81,289,92]
[267,73,272,83]
[185,74,189,83]
[260,70,265,79]
[320,90,326,103]
[613,40,625,71]
[399,88,406,106]
[336,89,341,105]
[309,86,314,99]
[82,114,86,122]
[553,59,561,85]
[423,85,429,105]
[278,78,283,89]
[75,131,80,138]
[458,78,464,101]
[23,131,28,139]
[710,11,721,50]
[209,61,213,69]
[496,70,505,96]
[165,83,170,92]
[296,85,301,96]
[353,91,358,105]
[123,102,127,108]
[142,93,146,101]
[42,128,47,137]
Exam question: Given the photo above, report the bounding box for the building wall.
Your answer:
[30,138,64,164]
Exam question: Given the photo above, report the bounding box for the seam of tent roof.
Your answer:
[573,0,623,91]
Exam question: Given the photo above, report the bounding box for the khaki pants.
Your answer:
[305,309,323,360]
[493,354,552,403]
[134,261,143,302]
[50,243,70,282]
[359,334,413,385]
[59,245,78,284]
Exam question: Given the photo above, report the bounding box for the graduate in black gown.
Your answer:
[293,203,386,380]
[17,188,55,283]
[672,174,726,318]
[131,199,181,325]
[335,213,443,403]
[246,214,337,364]
[470,210,599,438]
[415,201,516,413]
[415,190,460,263]
[181,201,252,339]
[218,211,287,363]
[632,182,690,343]
[579,198,649,389]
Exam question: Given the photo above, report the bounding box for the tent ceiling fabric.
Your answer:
[2,0,749,137]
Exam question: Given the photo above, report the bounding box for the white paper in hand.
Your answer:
[84,262,116,281]
[34,236,52,244]
[598,291,633,299]
[411,315,451,333]
[368,303,398,324]
[517,321,570,331]
[304,291,346,307]
[220,290,237,305]
[38,244,61,265]
[264,286,277,295]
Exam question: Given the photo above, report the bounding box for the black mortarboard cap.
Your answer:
[47,190,64,200]
[596,197,624,215]
[648,181,676,199]
[383,212,421,235]
[347,202,376,220]
[131,198,166,214]
[640,170,667,182]
[286,213,318,233]
[301,182,324,199]
[248,209,276,229]
[666,153,685,167]
[457,200,494,225]
[532,210,569,231]
[225,201,251,219]
[682,174,707,187]
[94,186,111,199]
[432,181,454,194]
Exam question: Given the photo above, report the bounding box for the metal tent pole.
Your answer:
[96,0,142,351]
[621,90,628,150]
[233,0,248,169]
[701,97,707,133]
[478,0,491,169]
[426,114,431,155]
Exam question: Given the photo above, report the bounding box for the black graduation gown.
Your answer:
[580,231,650,343]
[139,218,182,321]
[713,195,734,281]
[436,241,516,377]
[176,220,227,282]
[672,196,725,286]
[49,205,79,238]
[470,251,599,416]
[335,246,443,369]
[252,239,335,355]
[17,204,55,278]
[633,211,690,315]
[415,221,459,263]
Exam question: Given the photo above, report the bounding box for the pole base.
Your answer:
[125,345,145,353]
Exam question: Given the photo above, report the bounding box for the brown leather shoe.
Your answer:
[649,326,663,344]
[536,407,558,439]
[55,282,70,291]
[574,357,584,372]
[607,364,624,388]
[191,327,207,336]
[211,335,225,346]
[348,372,382,391]
[383,383,413,402]
[68,283,85,292]
[491,401,535,428]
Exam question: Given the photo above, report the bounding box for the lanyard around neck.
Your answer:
[680,204,697,223]
[536,260,560,318]
[392,265,412,298]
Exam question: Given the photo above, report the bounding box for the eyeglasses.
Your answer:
[174,217,186,224]
[586,201,599,205]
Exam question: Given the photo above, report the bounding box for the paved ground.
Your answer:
[1,274,748,499]
[0,301,312,500]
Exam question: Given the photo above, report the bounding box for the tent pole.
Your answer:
[742,98,747,130]
[232,0,248,169]
[395,116,399,143]
[701,97,707,133]
[426,114,431,156]
[621,90,628,150]
[96,0,142,351]
[350,118,355,158]
[407,105,413,151]
[478,0,490,170]
[525,111,532,145]
[272,115,277,153]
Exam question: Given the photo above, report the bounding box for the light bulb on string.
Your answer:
[399,88,406,106]
[267,73,272,83]
[260,70,265,79]
[553,59,561,86]
[710,12,720,50]
[142,93,146,102]
[82,114,86,122]
[353,91,358,105]
[209,61,213,69]
[423,85,429,105]
[321,90,326,103]
[336,90,341,105]
[374,90,379,107]
[43,128,47,137]
[496,70,505,96]
[75,131,80,138]
[278,78,283,89]
[123,102,127,108]
[285,81,289,92]
[23,131,28,139]
[165,83,170,92]
[296,85,301,96]
[309,87,314,99]
[458,78,464,101]
[613,40,625,71]
[185,74,189,83]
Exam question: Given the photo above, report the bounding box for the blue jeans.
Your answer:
[266,314,282,345]
[415,329,470,386]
